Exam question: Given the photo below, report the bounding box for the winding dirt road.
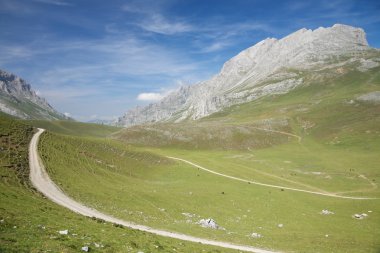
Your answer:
[29,128,278,253]
[166,157,377,200]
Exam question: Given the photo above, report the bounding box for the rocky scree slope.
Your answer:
[0,69,67,120]
[118,24,379,127]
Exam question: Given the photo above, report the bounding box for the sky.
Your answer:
[0,0,379,121]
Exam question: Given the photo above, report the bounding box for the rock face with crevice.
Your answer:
[118,24,379,127]
[0,69,67,120]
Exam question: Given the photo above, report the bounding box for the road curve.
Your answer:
[29,128,279,253]
[167,156,377,200]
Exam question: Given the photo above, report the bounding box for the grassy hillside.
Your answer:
[27,119,121,138]
[114,121,292,150]
[116,63,380,151]
[0,113,237,253]
[39,131,380,253]
[36,63,380,252]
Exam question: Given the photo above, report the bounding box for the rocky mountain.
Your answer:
[0,69,67,120]
[118,24,379,127]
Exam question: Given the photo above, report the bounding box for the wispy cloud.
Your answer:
[122,1,193,35]
[138,14,193,35]
[200,41,231,53]
[0,0,35,14]
[33,0,72,6]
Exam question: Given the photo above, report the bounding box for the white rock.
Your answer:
[321,209,334,215]
[278,224,284,228]
[357,59,379,72]
[353,213,368,219]
[59,230,69,235]
[81,246,89,252]
[198,218,220,229]
[251,232,262,238]
[357,91,380,103]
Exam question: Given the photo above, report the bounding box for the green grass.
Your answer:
[0,113,237,253]
[39,131,380,253]
[26,119,121,138]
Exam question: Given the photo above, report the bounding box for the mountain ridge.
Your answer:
[0,69,67,120]
[117,24,378,127]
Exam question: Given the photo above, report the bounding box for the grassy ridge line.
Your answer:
[26,119,120,138]
[30,128,279,253]
[249,127,302,143]
[166,156,377,200]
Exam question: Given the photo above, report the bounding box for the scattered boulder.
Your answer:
[59,229,68,235]
[277,224,283,228]
[198,218,220,229]
[81,246,89,252]
[353,213,368,219]
[320,209,334,215]
[251,232,262,238]
[182,212,196,218]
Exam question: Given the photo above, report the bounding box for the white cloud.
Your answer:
[64,112,71,117]
[33,0,72,6]
[200,41,231,53]
[137,92,164,101]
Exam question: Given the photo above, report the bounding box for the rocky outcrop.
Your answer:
[118,24,376,127]
[0,69,67,120]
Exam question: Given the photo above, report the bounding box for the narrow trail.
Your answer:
[250,127,302,143]
[29,128,279,253]
[167,156,378,200]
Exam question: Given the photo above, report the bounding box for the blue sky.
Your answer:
[1,0,379,121]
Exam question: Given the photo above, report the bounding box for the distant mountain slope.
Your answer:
[87,118,117,126]
[0,69,67,120]
[118,24,379,127]
[115,62,380,150]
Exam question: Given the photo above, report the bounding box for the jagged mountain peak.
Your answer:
[0,69,67,120]
[117,24,376,127]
